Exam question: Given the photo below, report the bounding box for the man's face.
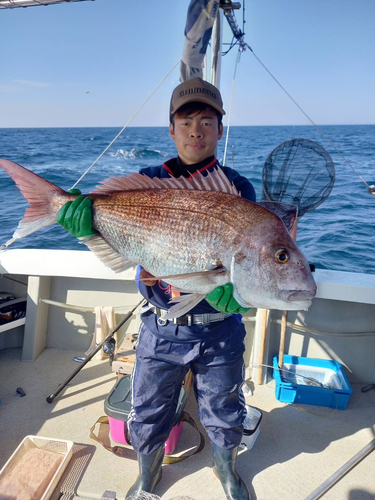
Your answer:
[169,108,223,165]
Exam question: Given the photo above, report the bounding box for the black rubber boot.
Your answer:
[125,446,164,500]
[211,442,250,500]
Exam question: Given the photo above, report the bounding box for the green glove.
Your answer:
[206,283,250,314]
[57,189,97,238]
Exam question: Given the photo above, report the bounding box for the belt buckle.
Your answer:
[173,315,192,326]
[157,316,168,326]
[201,313,210,325]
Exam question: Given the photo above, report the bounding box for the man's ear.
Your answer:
[169,123,175,141]
[218,123,224,140]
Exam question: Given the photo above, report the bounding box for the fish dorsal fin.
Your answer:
[91,168,240,196]
[80,234,135,273]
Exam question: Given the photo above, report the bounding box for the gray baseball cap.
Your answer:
[170,77,226,118]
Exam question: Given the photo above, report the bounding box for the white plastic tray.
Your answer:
[0,435,73,500]
[282,363,344,390]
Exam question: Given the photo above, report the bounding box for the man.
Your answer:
[58,77,256,500]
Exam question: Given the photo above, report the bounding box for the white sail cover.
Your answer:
[180,0,220,82]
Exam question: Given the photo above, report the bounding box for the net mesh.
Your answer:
[262,138,335,217]
[257,201,298,233]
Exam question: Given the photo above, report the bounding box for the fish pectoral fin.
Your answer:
[137,269,157,286]
[162,293,207,320]
[137,267,227,284]
[80,234,135,273]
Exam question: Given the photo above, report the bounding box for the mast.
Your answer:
[181,1,245,86]
[210,6,223,89]
[221,1,246,50]
[180,1,245,162]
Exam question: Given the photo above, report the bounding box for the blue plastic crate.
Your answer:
[273,355,352,410]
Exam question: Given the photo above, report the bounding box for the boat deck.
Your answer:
[1,347,374,500]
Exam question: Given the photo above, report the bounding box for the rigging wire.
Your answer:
[223,48,242,166]
[221,1,370,191]
[221,0,248,165]
[0,59,181,251]
[70,58,181,190]
[245,44,371,191]
[222,36,238,56]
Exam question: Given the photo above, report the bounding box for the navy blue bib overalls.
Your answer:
[127,158,256,454]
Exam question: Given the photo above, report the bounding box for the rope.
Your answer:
[245,44,371,191]
[39,298,139,313]
[223,48,242,166]
[272,318,375,338]
[70,58,181,190]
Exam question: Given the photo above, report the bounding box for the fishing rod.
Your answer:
[46,298,146,404]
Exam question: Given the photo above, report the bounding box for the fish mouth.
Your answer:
[283,298,313,311]
[285,289,317,302]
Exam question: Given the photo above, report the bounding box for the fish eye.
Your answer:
[275,249,289,264]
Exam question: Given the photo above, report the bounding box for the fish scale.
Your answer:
[92,190,240,279]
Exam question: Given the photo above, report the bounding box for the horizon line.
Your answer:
[1,123,374,130]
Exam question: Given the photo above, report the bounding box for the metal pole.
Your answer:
[257,309,269,384]
[211,7,223,89]
[278,310,288,369]
[279,220,297,369]
[304,438,375,500]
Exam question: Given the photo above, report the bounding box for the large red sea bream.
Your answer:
[0,159,316,318]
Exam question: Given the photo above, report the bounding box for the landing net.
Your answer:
[261,138,335,217]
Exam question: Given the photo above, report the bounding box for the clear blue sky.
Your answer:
[1,0,374,127]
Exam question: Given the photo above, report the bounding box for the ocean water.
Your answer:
[0,125,374,275]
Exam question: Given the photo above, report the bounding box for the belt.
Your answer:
[148,306,232,326]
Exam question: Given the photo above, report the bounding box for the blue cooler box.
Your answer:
[273,355,352,410]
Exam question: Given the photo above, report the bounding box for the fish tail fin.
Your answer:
[0,159,67,240]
